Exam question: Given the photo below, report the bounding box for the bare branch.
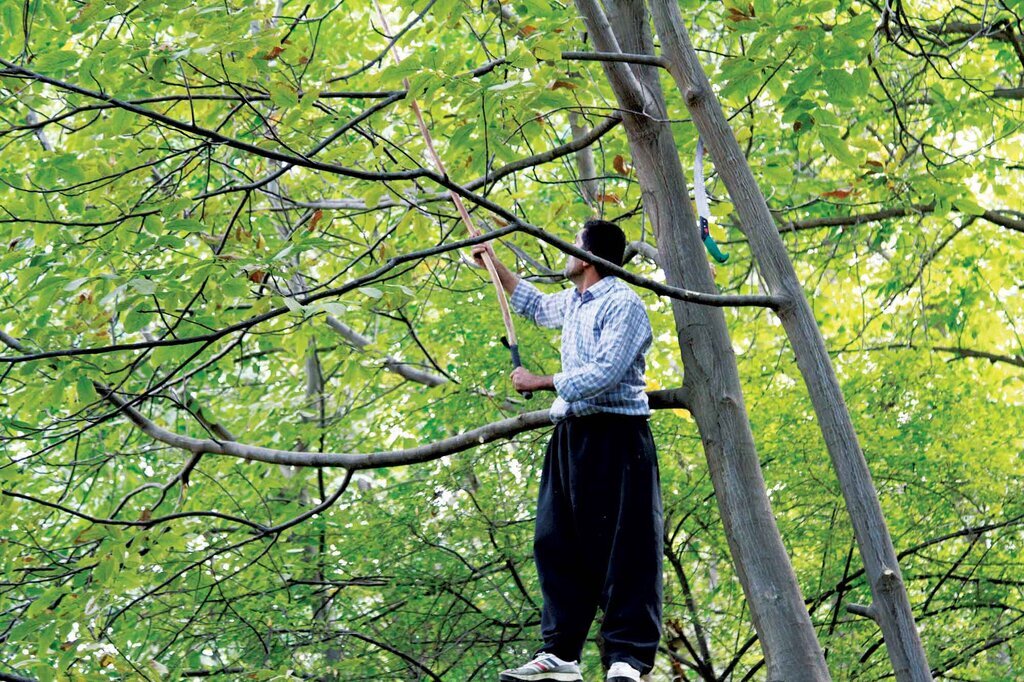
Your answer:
[2,215,783,366]
[846,603,880,622]
[100,386,689,470]
[282,114,622,212]
[0,59,426,183]
[561,50,668,67]
[325,316,447,386]
[849,343,1024,369]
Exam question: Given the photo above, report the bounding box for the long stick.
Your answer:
[373,2,531,398]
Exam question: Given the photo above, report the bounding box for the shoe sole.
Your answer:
[498,672,583,682]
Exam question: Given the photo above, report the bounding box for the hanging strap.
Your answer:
[694,137,729,264]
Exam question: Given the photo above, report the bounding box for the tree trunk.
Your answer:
[572,1,831,678]
[569,112,600,205]
[647,2,933,679]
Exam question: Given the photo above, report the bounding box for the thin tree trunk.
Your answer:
[647,2,932,679]
[573,1,831,678]
[569,112,600,205]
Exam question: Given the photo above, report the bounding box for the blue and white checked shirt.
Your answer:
[510,275,653,423]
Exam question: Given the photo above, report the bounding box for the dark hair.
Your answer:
[580,219,626,277]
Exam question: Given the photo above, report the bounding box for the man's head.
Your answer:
[565,219,627,281]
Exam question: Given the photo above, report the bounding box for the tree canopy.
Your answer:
[1,0,1022,680]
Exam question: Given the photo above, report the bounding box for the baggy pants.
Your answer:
[534,413,663,675]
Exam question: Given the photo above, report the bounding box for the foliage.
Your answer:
[1,0,1022,679]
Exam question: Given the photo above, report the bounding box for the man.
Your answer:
[470,220,663,682]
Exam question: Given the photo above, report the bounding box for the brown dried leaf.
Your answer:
[263,45,285,60]
[613,155,632,176]
[308,209,323,232]
[726,4,755,21]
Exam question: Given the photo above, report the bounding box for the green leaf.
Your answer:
[34,51,80,73]
[802,0,834,13]
[93,553,120,585]
[363,183,387,209]
[833,13,877,47]
[488,79,520,92]
[150,54,170,82]
[719,58,765,105]
[532,37,561,62]
[161,197,192,218]
[0,3,17,34]
[358,287,383,300]
[40,3,68,31]
[313,301,347,316]
[76,376,98,404]
[123,308,149,333]
[507,44,538,69]
[63,276,91,292]
[787,65,821,97]
[763,164,794,185]
[819,130,863,166]
[50,153,85,185]
[953,196,986,216]
[150,341,205,367]
[155,235,186,249]
[165,219,207,233]
[32,661,56,682]
[129,277,157,295]
[821,69,858,107]
[104,107,135,136]
[269,81,298,108]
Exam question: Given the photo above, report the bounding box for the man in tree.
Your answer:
[471,220,663,682]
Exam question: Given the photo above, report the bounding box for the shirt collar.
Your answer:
[572,275,618,304]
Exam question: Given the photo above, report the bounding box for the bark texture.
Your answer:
[573,1,831,678]
[648,2,932,679]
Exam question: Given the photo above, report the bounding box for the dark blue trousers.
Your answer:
[534,413,663,675]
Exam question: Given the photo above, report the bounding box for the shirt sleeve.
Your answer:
[552,296,652,402]
[509,279,570,329]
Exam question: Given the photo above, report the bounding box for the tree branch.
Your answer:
[281,114,622,212]
[1,214,783,366]
[100,386,689,470]
[325,316,447,386]
[0,59,426,183]
[850,343,1024,369]
[561,50,668,67]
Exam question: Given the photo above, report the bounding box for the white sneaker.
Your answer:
[499,652,583,682]
[607,661,642,681]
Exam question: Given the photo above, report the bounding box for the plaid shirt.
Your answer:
[510,275,653,423]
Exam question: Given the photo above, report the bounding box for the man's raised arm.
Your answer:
[471,241,520,296]
[470,241,568,329]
